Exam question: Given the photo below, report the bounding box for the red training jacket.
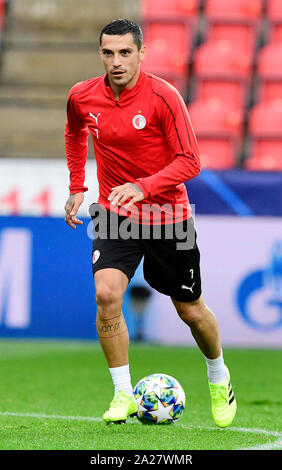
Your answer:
[65,70,201,224]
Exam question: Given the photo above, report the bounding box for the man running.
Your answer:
[64,19,236,427]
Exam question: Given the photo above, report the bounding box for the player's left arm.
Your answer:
[134,87,201,199]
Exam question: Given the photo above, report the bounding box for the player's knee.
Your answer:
[95,283,122,310]
[175,296,205,325]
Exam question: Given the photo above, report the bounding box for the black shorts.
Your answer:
[90,204,202,302]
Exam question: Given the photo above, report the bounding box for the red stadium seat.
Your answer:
[257,43,282,79]
[0,0,5,29]
[267,0,282,21]
[143,21,192,93]
[249,100,282,135]
[256,79,282,103]
[207,21,258,56]
[197,136,238,169]
[267,22,282,45]
[193,40,252,78]
[195,77,249,109]
[245,140,282,170]
[141,0,200,19]
[189,98,243,137]
[143,21,193,72]
[246,99,282,170]
[205,0,263,21]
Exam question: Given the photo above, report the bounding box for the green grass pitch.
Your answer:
[0,340,281,450]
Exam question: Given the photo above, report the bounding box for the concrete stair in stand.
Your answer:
[0,0,139,158]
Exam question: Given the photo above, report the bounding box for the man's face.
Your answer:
[100,32,146,89]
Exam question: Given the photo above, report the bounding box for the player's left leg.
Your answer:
[142,215,236,428]
[171,295,221,359]
[172,295,237,427]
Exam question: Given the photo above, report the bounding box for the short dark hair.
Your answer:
[99,19,143,50]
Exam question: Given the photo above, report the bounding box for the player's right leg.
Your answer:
[95,268,130,369]
[89,206,143,423]
[94,268,138,424]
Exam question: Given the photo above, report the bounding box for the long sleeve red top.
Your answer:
[65,70,201,224]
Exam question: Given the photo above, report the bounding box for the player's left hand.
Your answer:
[108,183,144,209]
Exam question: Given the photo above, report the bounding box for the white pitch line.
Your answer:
[0,411,281,450]
[242,440,282,450]
[230,427,282,450]
[179,424,282,450]
[0,411,101,422]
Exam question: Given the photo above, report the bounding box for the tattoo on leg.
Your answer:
[98,321,121,334]
[96,312,128,339]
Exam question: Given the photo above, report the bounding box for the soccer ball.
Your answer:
[133,373,186,424]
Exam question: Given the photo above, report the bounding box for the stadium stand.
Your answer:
[246,83,282,171]
[267,0,282,21]
[257,41,282,79]
[194,77,249,110]
[245,137,282,171]
[267,20,282,44]
[0,0,139,158]
[193,39,253,78]
[141,20,194,96]
[189,98,243,138]
[204,0,263,21]
[244,0,282,170]
[195,136,239,169]
[186,1,263,168]
[188,97,243,169]
[0,0,281,170]
[187,0,282,170]
[249,99,282,136]
[141,0,200,19]
[256,79,282,103]
[0,0,4,26]
[202,20,260,58]
[141,0,200,98]
[0,0,4,48]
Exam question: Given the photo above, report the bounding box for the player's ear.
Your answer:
[139,44,147,63]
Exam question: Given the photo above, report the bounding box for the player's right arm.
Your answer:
[64,192,84,229]
[64,84,89,229]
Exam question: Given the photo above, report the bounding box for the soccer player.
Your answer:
[64,19,236,427]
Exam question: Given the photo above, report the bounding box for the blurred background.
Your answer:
[0,0,281,347]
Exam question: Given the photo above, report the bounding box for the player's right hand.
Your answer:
[64,192,84,229]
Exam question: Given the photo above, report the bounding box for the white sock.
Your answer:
[109,364,133,395]
[204,351,228,384]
